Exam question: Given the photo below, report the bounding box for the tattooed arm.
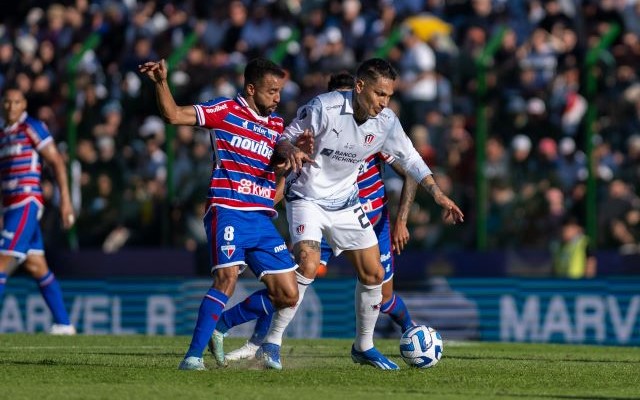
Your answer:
[420,175,464,224]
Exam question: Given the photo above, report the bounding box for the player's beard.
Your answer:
[257,103,277,117]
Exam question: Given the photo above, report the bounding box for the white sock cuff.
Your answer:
[296,271,314,286]
[358,281,382,291]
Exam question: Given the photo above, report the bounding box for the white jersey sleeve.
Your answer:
[380,113,432,183]
[282,97,327,142]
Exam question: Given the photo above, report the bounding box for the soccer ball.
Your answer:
[399,325,444,368]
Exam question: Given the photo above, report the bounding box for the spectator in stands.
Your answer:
[552,216,597,279]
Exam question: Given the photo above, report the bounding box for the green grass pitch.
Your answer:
[1,334,639,400]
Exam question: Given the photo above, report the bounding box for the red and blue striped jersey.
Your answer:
[357,152,394,226]
[0,112,52,209]
[194,95,283,216]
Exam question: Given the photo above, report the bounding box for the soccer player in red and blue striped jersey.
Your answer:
[139,58,311,370]
[0,86,77,335]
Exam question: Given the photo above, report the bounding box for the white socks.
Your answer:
[263,272,314,346]
[353,280,382,352]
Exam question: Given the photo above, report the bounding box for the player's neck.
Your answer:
[352,101,367,126]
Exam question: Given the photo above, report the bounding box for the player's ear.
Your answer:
[245,83,255,96]
[354,79,365,93]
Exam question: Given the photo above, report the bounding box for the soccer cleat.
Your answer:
[351,345,399,370]
[49,324,77,335]
[207,330,228,367]
[225,341,260,361]
[257,343,282,370]
[178,356,206,371]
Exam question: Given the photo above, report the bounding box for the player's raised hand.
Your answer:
[138,59,168,83]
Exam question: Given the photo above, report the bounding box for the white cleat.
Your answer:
[50,324,77,335]
[225,341,260,361]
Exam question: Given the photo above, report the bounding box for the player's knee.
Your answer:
[272,291,298,309]
[297,260,318,278]
[212,268,239,295]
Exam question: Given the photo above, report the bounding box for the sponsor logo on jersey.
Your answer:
[237,179,272,198]
[326,104,341,110]
[296,224,305,234]
[320,147,361,164]
[332,128,341,137]
[364,134,375,146]
[0,144,23,158]
[206,103,228,113]
[320,148,334,156]
[229,136,274,158]
[273,243,287,252]
[220,244,236,259]
[330,150,360,164]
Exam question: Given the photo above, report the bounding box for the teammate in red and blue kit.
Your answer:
[0,86,77,335]
[139,58,312,371]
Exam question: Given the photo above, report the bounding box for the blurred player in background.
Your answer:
[139,58,313,371]
[210,72,422,366]
[0,86,76,335]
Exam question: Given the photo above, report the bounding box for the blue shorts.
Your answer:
[204,206,297,279]
[0,201,44,262]
[374,207,394,283]
[319,206,394,282]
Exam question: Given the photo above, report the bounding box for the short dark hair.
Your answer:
[2,84,23,97]
[244,58,285,86]
[356,58,397,83]
[328,71,355,91]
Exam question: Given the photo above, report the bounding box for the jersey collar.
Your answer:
[1,112,27,130]
[236,94,269,123]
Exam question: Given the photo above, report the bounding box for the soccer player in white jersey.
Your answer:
[265,58,464,370]
[210,72,423,366]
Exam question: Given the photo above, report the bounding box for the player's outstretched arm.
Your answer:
[389,161,418,254]
[420,175,464,224]
[138,59,197,126]
[40,142,75,230]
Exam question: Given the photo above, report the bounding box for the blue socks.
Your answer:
[37,272,71,325]
[251,313,273,345]
[0,272,6,299]
[216,289,275,335]
[185,288,228,358]
[381,293,414,333]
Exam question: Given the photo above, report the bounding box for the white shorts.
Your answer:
[286,199,377,256]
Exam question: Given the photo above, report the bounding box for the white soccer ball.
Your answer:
[399,325,444,368]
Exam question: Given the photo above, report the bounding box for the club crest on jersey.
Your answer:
[220,245,236,259]
[296,224,305,235]
[364,134,375,146]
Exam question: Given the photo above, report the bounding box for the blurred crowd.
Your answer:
[1,0,640,255]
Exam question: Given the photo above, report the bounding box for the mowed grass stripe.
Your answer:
[0,335,638,400]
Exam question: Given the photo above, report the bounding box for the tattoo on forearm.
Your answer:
[423,182,443,198]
